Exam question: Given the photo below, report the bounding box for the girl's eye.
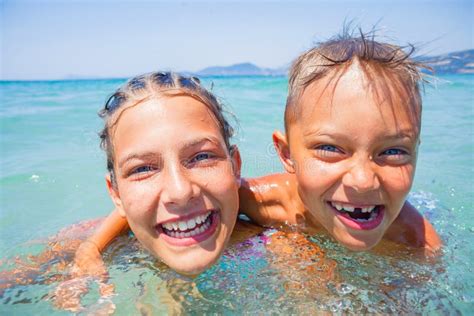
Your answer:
[132,165,155,174]
[192,153,211,162]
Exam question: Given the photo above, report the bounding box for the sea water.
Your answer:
[0,75,473,314]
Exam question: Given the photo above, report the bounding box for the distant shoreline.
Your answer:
[1,73,473,83]
[2,49,473,82]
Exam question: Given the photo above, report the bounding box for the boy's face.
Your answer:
[276,64,419,250]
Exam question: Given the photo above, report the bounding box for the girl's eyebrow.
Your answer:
[181,136,223,150]
[118,152,162,168]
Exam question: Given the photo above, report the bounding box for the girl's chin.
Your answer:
[165,249,224,275]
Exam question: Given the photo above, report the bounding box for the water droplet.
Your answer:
[328,299,342,312]
[30,174,40,182]
[337,283,354,295]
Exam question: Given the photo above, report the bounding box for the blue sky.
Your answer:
[2,0,473,80]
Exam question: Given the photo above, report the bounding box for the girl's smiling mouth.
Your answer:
[156,210,219,246]
[327,201,384,230]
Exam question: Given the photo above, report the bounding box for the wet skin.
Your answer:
[107,94,242,275]
[240,173,441,254]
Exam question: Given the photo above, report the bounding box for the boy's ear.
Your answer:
[105,174,126,218]
[229,145,242,186]
[273,130,295,173]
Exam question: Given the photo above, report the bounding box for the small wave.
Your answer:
[0,105,70,118]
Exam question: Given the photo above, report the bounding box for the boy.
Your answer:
[240,33,441,253]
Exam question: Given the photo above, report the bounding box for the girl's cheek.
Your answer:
[119,183,157,216]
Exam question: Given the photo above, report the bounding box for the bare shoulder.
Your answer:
[385,201,442,254]
[239,173,305,226]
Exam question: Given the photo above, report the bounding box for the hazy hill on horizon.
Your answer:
[34,48,474,81]
[195,49,474,76]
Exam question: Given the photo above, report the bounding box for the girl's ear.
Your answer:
[273,130,295,173]
[229,145,242,186]
[105,174,126,218]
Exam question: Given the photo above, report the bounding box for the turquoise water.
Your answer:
[1,75,473,314]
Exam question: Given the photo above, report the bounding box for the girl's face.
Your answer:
[107,94,240,275]
[276,64,419,250]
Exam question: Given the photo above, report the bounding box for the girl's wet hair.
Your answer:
[285,28,431,133]
[99,71,234,185]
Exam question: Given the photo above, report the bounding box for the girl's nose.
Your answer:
[342,159,380,193]
[161,164,197,207]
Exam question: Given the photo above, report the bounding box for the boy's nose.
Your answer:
[342,159,380,193]
[161,164,197,207]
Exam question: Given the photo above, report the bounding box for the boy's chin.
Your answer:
[335,232,382,252]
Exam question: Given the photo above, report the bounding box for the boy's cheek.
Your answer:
[383,164,416,194]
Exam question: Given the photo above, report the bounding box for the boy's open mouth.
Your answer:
[328,201,384,230]
[159,210,215,239]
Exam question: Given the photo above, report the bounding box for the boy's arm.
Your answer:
[385,201,442,253]
[239,173,303,227]
[73,209,129,276]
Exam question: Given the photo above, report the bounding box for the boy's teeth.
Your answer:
[361,206,374,213]
[331,202,377,213]
[353,210,378,222]
[344,206,355,212]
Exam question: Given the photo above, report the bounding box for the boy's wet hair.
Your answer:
[98,71,234,185]
[285,28,431,134]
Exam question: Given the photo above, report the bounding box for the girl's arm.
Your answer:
[385,201,442,253]
[73,209,129,276]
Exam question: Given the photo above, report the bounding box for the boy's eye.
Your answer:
[189,152,215,165]
[381,148,408,156]
[317,144,340,152]
[314,144,344,161]
[379,148,411,164]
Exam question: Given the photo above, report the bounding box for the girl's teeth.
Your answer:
[178,221,187,231]
[187,218,196,230]
[161,211,212,237]
[195,215,202,224]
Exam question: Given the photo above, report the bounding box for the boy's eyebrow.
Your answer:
[117,136,224,168]
[304,128,417,140]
